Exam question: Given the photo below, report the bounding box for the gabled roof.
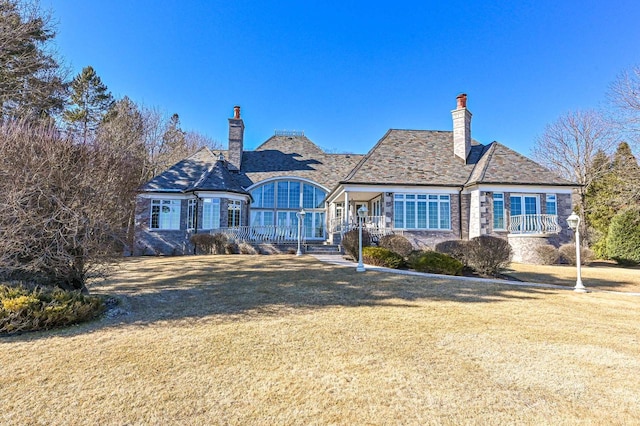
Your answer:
[466,142,575,186]
[191,158,247,194]
[342,130,485,186]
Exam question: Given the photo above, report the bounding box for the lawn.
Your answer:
[2,255,640,425]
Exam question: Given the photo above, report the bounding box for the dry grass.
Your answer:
[506,261,640,293]
[2,255,640,425]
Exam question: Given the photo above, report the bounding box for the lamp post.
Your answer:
[566,211,586,293]
[296,209,306,256]
[356,205,368,272]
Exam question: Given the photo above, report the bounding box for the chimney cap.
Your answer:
[233,105,241,119]
[456,93,467,109]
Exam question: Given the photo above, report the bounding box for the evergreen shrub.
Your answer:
[408,250,463,276]
[0,284,105,335]
[361,247,404,269]
[606,206,640,265]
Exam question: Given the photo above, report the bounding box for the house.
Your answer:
[134,95,578,263]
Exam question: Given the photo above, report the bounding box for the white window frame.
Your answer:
[493,193,506,230]
[393,193,451,230]
[201,198,221,230]
[150,199,181,230]
[228,200,242,227]
[546,194,557,215]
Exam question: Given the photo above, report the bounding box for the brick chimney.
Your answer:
[227,105,244,171]
[452,94,472,162]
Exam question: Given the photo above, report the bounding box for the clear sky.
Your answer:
[47,0,640,156]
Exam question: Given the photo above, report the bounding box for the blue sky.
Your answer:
[48,0,640,155]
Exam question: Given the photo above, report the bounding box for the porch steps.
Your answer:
[304,244,342,254]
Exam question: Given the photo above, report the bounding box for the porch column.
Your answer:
[344,191,350,225]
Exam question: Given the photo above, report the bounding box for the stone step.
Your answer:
[304,244,342,254]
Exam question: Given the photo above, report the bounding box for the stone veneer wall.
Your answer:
[134,196,248,255]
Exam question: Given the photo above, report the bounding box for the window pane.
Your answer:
[546,194,557,215]
[417,201,427,228]
[406,200,416,228]
[315,188,326,208]
[394,201,404,228]
[493,197,505,229]
[510,196,522,216]
[264,211,274,225]
[262,183,274,208]
[439,200,450,229]
[289,182,300,208]
[277,181,288,209]
[251,187,263,208]
[302,184,314,209]
[524,196,537,215]
[428,202,438,228]
[151,205,160,229]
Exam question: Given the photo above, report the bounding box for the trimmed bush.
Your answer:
[341,229,371,259]
[0,284,105,335]
[606,206,640,265]
[435,240,469,265]
[535,244,560,265]
[362,247,404,269]
[559,244,594,266]
[238,242,258,255]
[378,234,414,258]
[190,234,215,254]
[407,250,463,276]
[465,236,513,275]
[225,242,239,254]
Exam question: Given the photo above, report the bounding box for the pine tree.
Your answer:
[0,0,66,121]
[63,66,114,143]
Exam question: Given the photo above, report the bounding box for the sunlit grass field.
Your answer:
[2,255,639,425]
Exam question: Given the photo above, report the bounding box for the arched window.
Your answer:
[250,179,327,239]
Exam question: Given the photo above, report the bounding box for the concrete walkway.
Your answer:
[309,254,640,296]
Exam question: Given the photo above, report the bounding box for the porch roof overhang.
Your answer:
[325,182,463,204]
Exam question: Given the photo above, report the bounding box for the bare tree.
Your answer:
[532,109,617,220]
[0,120,125,292]
[608,64,640,150]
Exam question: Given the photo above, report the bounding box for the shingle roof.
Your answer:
[191,158,247,194]
[466,142,575,186]
[342,130,485,186]
[238,135,363,190]
[140,148,216,192]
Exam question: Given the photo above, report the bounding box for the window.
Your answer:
[546,194,557,215]
[150,200,181,230]
[510,195,538,216]
[202,198,220,229]
[251,180,325,209]
[187,199,196,230]
[394,193,450,229]
[493,193,505,230]
[228,200,241,227]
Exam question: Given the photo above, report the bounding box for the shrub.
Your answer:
[606,206,640,265]
[225,242,239,254]
[190,234,215,254]
[378,234,414,258]
[341,229,371,259]
[465,236,513,275]
[361,247,404,269]
[0,284,105,335]
[238,242,258,255]
[559,243,594,266]
[435,240,469,265]
[212,233,229,254]
[408,250,463,276]
[535,244,560,265]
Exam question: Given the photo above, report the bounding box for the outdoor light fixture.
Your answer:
[567,211,587,292]
[296,209,306,256]
[356,205,368,272]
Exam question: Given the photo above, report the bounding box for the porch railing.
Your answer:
[329,216,393,241]
[215,225,305,244]
[509,214,560,234]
